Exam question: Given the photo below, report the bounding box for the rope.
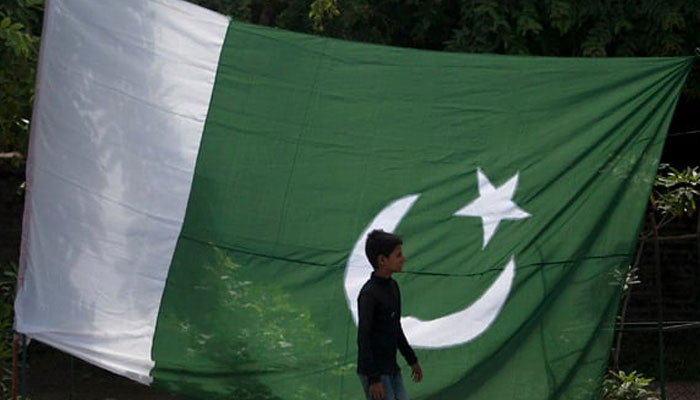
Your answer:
[668,128,700,138]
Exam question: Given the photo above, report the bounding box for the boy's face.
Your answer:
[379,244,406,273]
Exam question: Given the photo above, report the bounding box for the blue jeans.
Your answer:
[358,372,407,400]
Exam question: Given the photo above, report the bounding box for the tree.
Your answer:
[2,0,699,164]
[190,0,700,95]
[0,0,42,166]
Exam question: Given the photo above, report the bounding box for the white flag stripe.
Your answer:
[14,0,229,384]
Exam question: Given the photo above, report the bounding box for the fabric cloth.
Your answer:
[17,0,695,397]
[358,373,408,400]
[357,273,418,384]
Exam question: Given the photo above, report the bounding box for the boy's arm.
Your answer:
[395,281,418,366]
[397,324,418,366]
[398,323,423,382]
[357,291,380,384]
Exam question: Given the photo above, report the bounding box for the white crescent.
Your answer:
[344,194,515,348]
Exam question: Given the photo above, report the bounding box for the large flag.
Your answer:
[15,0,693,399]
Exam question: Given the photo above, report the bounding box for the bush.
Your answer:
[601,370,660,400]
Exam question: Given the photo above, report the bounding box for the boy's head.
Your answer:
[365,229,404,270]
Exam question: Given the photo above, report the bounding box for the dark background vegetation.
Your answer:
[1,0,698,398]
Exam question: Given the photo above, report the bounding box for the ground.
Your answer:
[24,342,186,400]
[22,341,699,400]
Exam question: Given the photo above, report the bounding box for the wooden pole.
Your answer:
[11,334,18,400]
[650,211,666,400]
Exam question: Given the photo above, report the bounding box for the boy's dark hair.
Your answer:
[365,229,403,269]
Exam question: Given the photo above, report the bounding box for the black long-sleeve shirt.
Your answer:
[356,273,418,384]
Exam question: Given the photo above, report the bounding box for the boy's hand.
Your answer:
[411,362,423,382]
[369,382,385,399]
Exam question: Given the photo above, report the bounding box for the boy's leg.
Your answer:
[380,374,397,399]
[389,372,407,400]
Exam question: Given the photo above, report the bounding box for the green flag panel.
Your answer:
[151,21,692,400]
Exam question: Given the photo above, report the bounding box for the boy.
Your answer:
[357,229,423,400]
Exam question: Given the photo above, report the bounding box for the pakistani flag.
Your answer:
[15,0,693,399]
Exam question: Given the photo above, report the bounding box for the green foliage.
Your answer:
[189,0,317,31]
[309,0,339,32]
[185,0,700,98]
[189,0,254,22]
[0,0,43,163]
[445,0,700,58]
[612,264,641,293]
[2,0,699,162]
[601,370,660,400]
[653,164,699,217]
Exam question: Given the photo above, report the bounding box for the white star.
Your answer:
[454,167,531,248]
